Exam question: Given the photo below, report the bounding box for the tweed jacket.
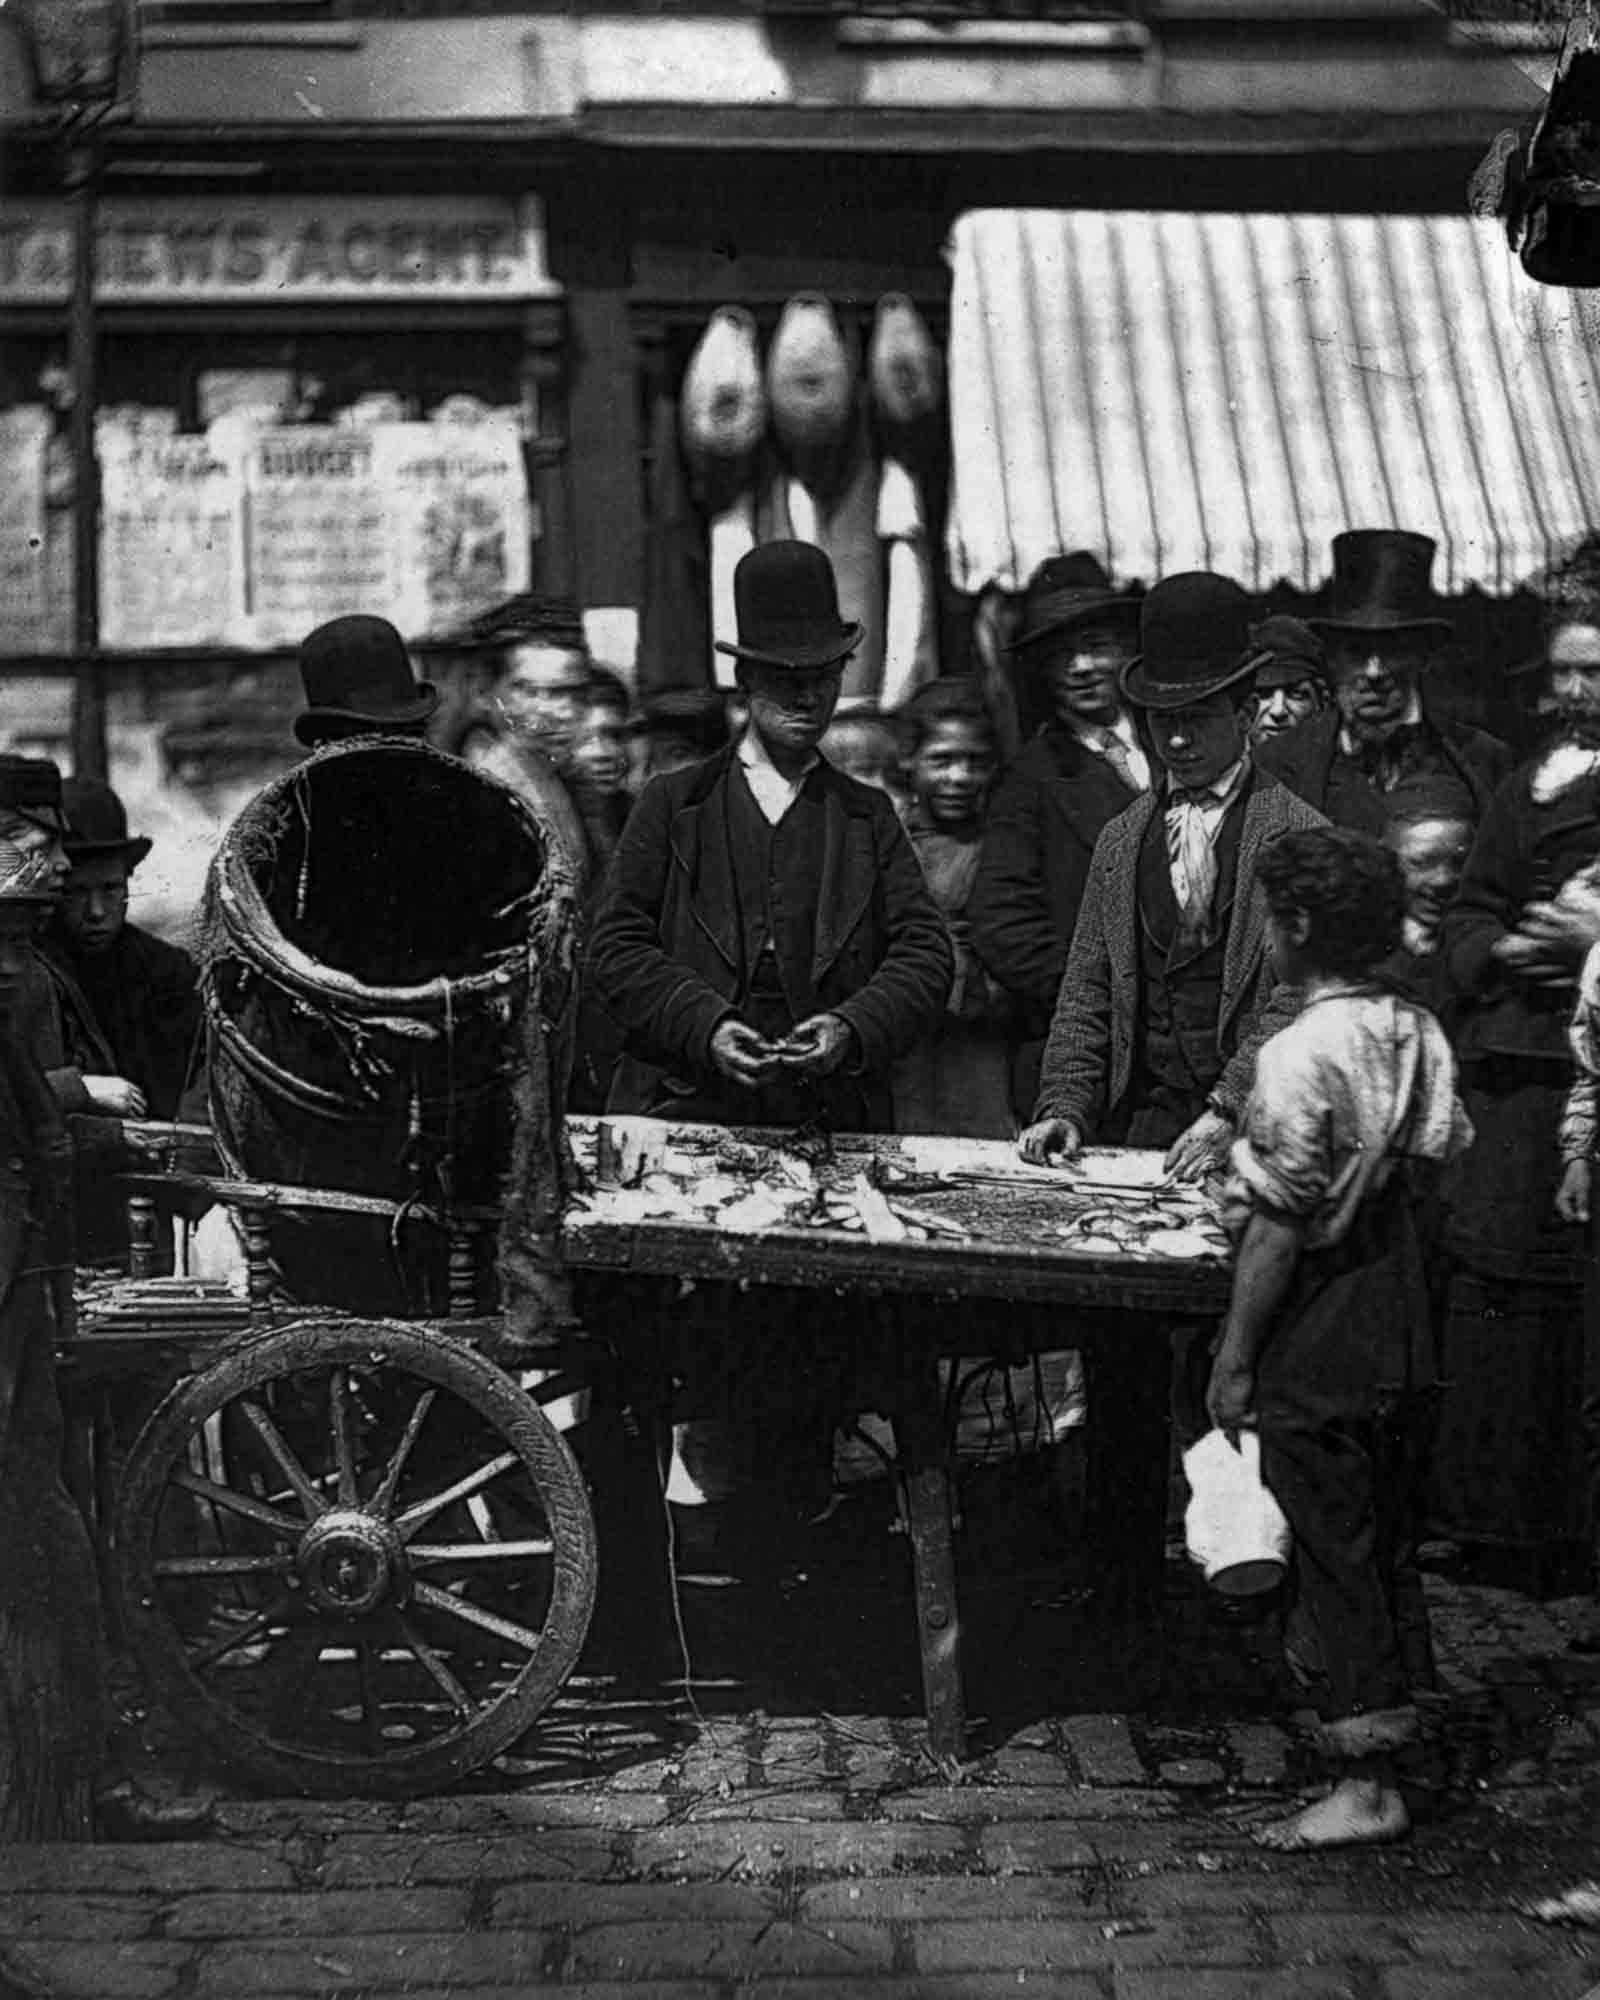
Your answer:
[1257,706,1512,834]
[586,744,954,1117]
[1033,774,1325,1134]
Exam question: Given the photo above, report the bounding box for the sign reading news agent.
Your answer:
[0,196,556,304]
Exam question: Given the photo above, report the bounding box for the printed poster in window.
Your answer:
[373,419,531,637]
[99,432,246,649]
[242,427,390,648]
[0,409,59,652]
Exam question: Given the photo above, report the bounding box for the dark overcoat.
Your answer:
[969,725,1143,1111]
[586,746,953,1128]
[1256,707,1513,833]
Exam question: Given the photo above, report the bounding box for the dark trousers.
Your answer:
[1259,1399,1435,1751]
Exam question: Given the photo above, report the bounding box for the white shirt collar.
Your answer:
[1166,752,1251,809]
[737,726,818,826]
[1338,689,1423,760]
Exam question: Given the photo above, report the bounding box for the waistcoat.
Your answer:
[726,762,829,1028]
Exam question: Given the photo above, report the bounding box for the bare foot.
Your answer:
[1253,1779,1410,1853]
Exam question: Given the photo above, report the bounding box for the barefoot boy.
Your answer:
[1207,827,1472,1851]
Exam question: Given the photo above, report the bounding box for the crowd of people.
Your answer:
[8,521,1600,1848]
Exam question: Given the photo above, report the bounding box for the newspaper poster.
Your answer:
[373,419,531,637]
[242,427,390,648]
[99,432,246,649]
[0,408,59,653]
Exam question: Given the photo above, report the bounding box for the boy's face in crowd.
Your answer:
[1249,673,1321,744]
[1545,622,1600,723]
[497,644,590,765]
[1325,634,1427,734]
[820,715,896,792]
[1041,619,1131,729]
[60,854,132,956]
[569,701,631,796]
[1147,691,1246,792]
[1387,815,1471,935]
[1267,905,1313,987]
[744,660,845,761]
[912,718,996,830]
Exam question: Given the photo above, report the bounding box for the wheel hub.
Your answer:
[296,1509,407,1617]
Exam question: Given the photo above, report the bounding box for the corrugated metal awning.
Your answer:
[945,209,1600,597]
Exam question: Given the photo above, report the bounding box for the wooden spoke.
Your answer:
[153,1552,295,1580]
[329,1370,359,1508]
[411,1578,547,1657]
[238,1399,328,1520]
[368,1388,436,1520]
[187,1592,298,1672]
[407,1540,554,1567]
[392,1612,477,1721]
[395,1451,518,1541]
[170,1468,303,1540]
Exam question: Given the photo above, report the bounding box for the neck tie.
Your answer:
[1166,788,1219,925]
[1099,733,1141,794]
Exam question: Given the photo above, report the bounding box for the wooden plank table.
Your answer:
[559,1117,1233,1763]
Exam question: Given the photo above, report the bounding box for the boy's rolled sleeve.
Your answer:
[1225,1039,1333,1223]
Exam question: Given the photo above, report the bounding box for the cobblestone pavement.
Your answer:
[8,1501,1600,1999]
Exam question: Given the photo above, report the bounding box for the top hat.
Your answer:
[1248,614,1328,693]
[1119,573,1266,712]
[714,541,864,672]
[294,616,440,747]
[1310,530,1451,645]
[60,777,152,869]
[0,754,65,833]
[1010,552,1140,656]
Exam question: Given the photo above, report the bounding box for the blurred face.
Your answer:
[911,718,996,831]
[1326,634,1427,733]
[742,660,845,765]
[820,715,896,792]
[60,853,131,955]
[1387,815,1471,935]
[569,701,630,795]
[1041,619,1134,729]
[496,644,590,764]
[1148,692,1247,792]
[1545,622,1600,723]
[0,812,69,900]
[1250,673,1322,744]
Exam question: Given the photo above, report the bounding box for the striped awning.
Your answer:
[945,208,1600,598]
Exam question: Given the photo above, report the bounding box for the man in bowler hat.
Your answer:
[589,540,952,1130]
[1020,572,1324,1189]
[970,553,1149,1120]
[42,780,201,1127]
[293,615,440,750]
[1257,531,1510,832]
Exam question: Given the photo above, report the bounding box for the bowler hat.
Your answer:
[1311,530,1451,645]
[714,541,864,672]
[60,777,152,870]
[294,616,439,747]
[1120,573,1266,712]
[1010,552,1139,655]
[1248,615,1328,693]
[0,753,65,833]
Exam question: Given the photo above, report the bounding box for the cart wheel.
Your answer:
[113,1318,597,1799]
